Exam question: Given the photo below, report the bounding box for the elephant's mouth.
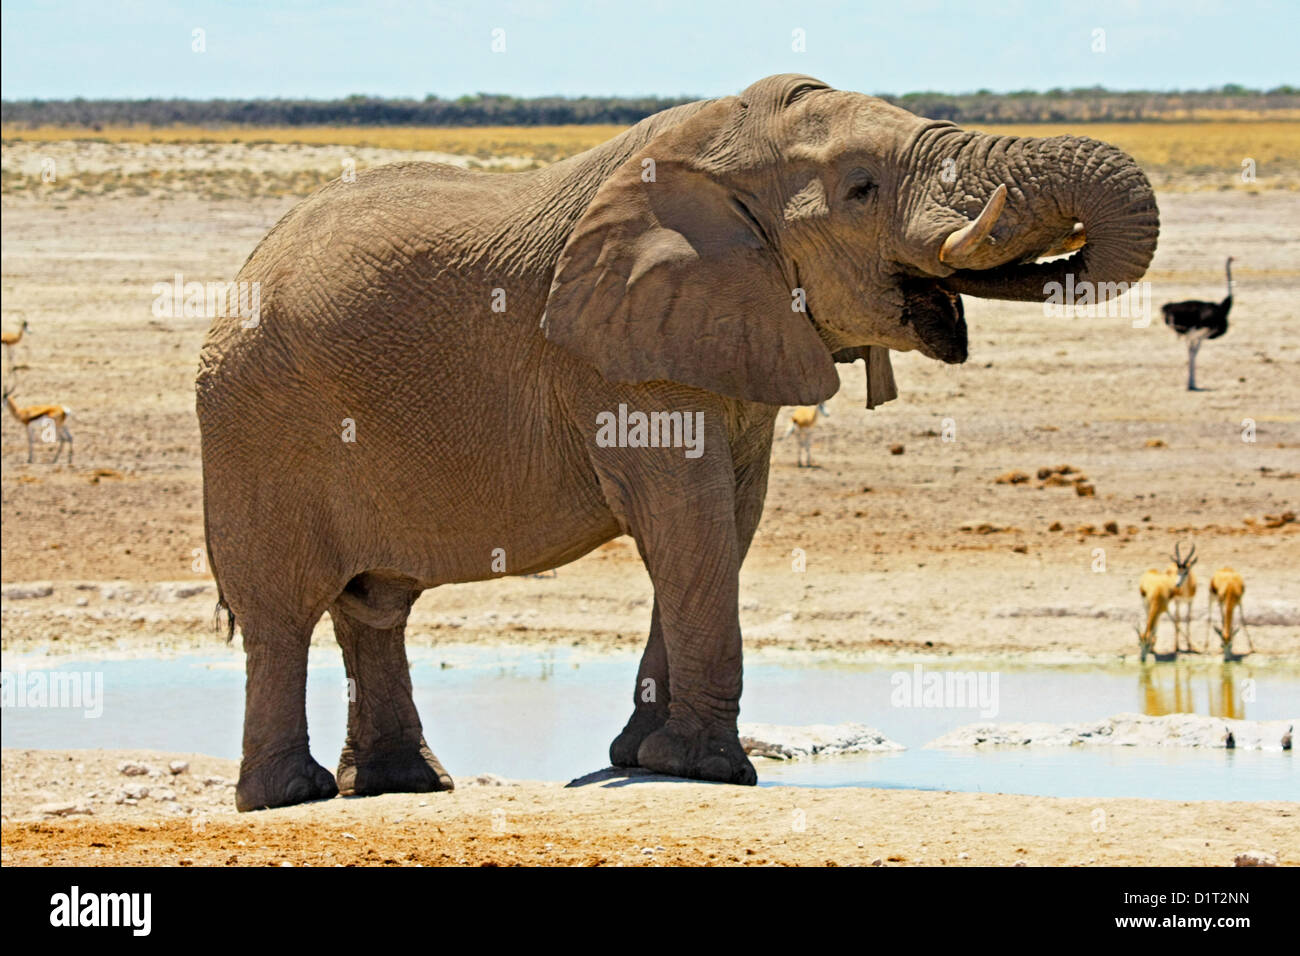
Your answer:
[902,278,967,365]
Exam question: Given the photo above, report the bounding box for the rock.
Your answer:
[739,722,904,760]
[463,773,514,787]
[1233,851,1277,867]
[871,858,884,866]
[152,788,177,802]
[888,443,904,455]
[99,583,144,603]
[1145,438,1166,448]
[995,471,1030,485]
[152,582,213,601]
[34,801,92,817]
[960,520,1006,534]
[169,760,189,775]
[957,852,970,860]
[1104,521,1119,534]
[118,761,151,776]
[929,714,1298,751]
[1075,482,1096,497]
[202,776,229,786]
[1048,521,1063,531]
[2,582,54,600]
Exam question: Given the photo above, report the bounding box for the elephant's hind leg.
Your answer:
[331,577,453,796]
[236,613,338,812]
[610,599,670,767]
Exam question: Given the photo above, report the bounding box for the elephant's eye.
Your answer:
[844,173,877,202]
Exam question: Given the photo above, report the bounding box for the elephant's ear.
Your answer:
[831,346,899,410]
[541,102,838,407]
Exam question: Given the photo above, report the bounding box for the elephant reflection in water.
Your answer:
[1139,666,1245,719]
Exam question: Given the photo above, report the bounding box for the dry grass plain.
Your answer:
[5,119,1300,192]
[1,127,1297,865]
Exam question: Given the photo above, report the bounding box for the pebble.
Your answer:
[34,801,91,817]
[169,760,189,775]
[118,761,151,776]
[1233,850,1277,867]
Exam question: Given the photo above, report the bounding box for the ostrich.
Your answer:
[1161,257,1233,391]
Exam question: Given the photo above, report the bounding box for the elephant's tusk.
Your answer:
[939,184,1008,268]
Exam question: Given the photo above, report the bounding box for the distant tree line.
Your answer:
[3,85,1297,127]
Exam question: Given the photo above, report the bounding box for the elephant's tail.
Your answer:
[201,480,236,644]
[213,593,235,644]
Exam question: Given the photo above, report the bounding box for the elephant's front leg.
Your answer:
[331,591,454,796]
[603,447,755,784]
[611,450,771,772]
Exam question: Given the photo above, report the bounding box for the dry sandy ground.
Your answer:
[2,749,1295,866]
[2,145,1298,865]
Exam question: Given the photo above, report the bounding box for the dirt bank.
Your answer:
[2,749,1295,867]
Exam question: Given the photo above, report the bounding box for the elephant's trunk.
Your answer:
[932,134,1159,302]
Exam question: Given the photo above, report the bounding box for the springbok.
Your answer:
[1165,542,1198,652]
[3,385,73,464]
[1208,567,1253,656]
[780,402,830,467]
[2,316,29,375]
[1137,567,1179,662]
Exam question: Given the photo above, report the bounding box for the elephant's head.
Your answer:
[542,74,1159,407]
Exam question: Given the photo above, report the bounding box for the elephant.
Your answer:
[196,74,1159,810]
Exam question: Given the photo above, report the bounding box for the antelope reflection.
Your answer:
[1139,665,1246,719]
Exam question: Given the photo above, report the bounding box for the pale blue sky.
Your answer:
[1,0,1294,100]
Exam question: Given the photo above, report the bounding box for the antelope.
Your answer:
[3,385,73,464]
[1165,542,1198,652]
[1208,567,1253,656]
[1136,567,1179,662]
[2,316,29,374]
[780,402,829,467]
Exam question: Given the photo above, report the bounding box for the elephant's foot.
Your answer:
[636,722,757,785]
[236,750,338,812]
[336,739,454,796]
[610,707,669,767]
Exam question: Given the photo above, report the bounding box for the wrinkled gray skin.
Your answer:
[197,75,1159,810]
